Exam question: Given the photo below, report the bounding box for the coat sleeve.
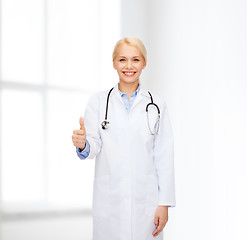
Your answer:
[83,93,102,159]
[153,100,176,207]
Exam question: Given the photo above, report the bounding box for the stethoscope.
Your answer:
[101,87,160,135]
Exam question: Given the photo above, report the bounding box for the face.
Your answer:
[113,43,146,84]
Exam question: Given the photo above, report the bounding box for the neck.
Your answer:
[118,80,139,99]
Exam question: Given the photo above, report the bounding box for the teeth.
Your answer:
[124,72,135,76]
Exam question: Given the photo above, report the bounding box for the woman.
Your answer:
[72,37,176,240]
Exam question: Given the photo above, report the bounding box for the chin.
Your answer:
[121,79,139,84]
[120,77,140,84]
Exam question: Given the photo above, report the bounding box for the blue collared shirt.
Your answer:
[118,83,140,113]
[76,83,140,159]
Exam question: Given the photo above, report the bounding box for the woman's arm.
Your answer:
[153,101,176,207]
[82,93,102,159]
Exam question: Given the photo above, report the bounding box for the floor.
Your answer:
[0,215,92,240]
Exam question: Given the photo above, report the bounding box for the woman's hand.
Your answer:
[72,117,87,150]
[152,205,168,237]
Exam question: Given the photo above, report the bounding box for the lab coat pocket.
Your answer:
[92,175,110,218]
[145,175,159,217]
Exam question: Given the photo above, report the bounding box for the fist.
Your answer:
[72,117,87,150]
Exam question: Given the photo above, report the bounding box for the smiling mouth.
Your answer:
[123,71,136,76]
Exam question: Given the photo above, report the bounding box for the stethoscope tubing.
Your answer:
[101,87,160,134]
[104,87,114,121]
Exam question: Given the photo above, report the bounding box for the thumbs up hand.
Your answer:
[72,117,87,150]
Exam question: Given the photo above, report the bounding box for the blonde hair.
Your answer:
[112,37,147,63]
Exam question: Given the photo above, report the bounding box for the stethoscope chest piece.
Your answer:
[101,120,110,130]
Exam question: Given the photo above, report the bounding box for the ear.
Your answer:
[142,61,147,69]
[113,59,117,70]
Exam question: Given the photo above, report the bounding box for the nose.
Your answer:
[127,60,132,69]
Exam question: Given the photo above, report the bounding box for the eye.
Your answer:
[134,59,140,61]
[119,59,125,62]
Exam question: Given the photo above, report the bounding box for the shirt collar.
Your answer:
[111,82,150,98]
[118,82,141,97]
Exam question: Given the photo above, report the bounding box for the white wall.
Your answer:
[120,0,150,88]
[122,0,247,239]
[0,0,120,213]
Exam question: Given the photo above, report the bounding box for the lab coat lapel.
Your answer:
[111,83,126,110]
[131,84,150,111]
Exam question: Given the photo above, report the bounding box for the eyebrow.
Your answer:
[118,56,141,58]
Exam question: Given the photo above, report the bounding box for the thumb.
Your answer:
[79,116,84,130]
[154,216,159,228]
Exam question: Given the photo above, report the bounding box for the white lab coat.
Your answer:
[82,82,175,240]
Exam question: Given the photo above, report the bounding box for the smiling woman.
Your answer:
[72,37,175,240]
